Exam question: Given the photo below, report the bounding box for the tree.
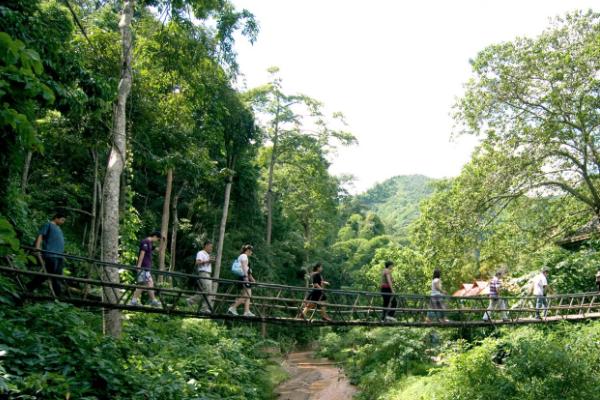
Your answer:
[409,151,587,288]
[99,0,256,336]
[100,0,134,337]
[0,31,54,215]
[211,87,257,287]
[247,67,355,246]
[455,11,600,218]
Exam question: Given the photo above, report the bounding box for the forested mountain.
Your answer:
[357,175,435,236]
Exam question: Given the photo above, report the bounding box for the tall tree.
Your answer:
[101,0,134,337]
[99,1,256,336]
[455,11,600,218]
[247,67,355,246]
[212,88,257,286]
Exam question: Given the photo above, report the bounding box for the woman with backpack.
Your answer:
[228,244,256,317]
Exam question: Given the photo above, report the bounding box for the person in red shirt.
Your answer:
[381,261,397,322]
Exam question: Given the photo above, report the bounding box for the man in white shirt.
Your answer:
[533,267,549,319]
[187,240,215,313]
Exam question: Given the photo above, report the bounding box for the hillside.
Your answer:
[358,175,435,237]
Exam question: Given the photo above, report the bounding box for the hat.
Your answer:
[541,266,550,273]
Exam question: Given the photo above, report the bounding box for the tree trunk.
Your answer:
[159,168,173,276]
[265,113,280,246]
[94,180,103,258]
[21,150,32,193]
[169,183,185,272]
[101,0,135,338]
[213,175,233,292]
[88,149,99,257]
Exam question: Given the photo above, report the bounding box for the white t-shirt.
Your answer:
[238,253,249,273]
[196,250,211,273]
[532,273,548,296]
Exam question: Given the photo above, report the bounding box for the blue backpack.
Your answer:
[231,258,244,277]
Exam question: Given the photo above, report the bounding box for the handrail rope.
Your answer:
[3,266,599,316]
[20,248,600,301]
[5,270,597,318]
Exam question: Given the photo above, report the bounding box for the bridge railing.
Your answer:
[1,248,599,326]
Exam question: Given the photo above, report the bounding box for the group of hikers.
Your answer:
[25,212,600,323]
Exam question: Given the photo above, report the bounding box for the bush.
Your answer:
[317,327,439,400]
[0,300,280,399]
[389,323,600,400]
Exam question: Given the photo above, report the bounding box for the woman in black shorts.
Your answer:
[228,245,256,317]
[301,263,332,321]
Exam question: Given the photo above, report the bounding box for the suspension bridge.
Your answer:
[2,249,600,327]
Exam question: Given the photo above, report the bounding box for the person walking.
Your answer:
[187,240,215,313]
[483,270,508,321]
[129,231,161,307]
[301,263,332,321]
[228,245,256,317]
[427,269,448,322]
[596,269,600,292]
[27,211,67,296]
[533,267,549,319]
[381,261,397,322]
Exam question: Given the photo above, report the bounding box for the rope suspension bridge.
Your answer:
[2,249,600,328]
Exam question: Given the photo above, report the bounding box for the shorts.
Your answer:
[238,276,251,289]
[308,289,326,302]
[137,270,153,285]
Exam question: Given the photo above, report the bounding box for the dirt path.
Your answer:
[276,351,358,400]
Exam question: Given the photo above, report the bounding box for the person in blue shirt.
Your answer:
[129,231,161,307]
[27,211,67,296]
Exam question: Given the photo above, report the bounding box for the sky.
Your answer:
[231,0,598,193]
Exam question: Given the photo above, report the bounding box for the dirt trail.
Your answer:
[276,351,357,400]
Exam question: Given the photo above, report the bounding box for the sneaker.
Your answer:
[384,316,398,322]
[243,311,256,317]
[129,299,139,306]
[186,297,195,307]
[228,307,239,316]
[150,300,162,307]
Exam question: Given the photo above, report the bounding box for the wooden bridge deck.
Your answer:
[2,250,600,328]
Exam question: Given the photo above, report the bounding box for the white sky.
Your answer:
[231,0,598,193]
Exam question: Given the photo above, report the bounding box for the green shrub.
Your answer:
[0,301,280,399]
[317,327,438,400]
[389,323,600,400]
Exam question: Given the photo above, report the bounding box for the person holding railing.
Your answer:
[129,231,161,307]
[26,211,67,296]
[483,270,508,321]
[533,267,549,319]
[187,240,216,313]
[426,269,448,322]
[381,261,397,322]
[300,263,332,322]
[228,245,256,317]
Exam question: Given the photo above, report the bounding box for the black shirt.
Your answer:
[312,272,323,288]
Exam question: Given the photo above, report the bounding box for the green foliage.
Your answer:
[533,243,600,293]
[409,158,590,290]
[358,175,434,237]
[455,10,600,216]
[318,327,439,400]
[432,324,600,400]
[360,246,431,294]
[0,301,280,399]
